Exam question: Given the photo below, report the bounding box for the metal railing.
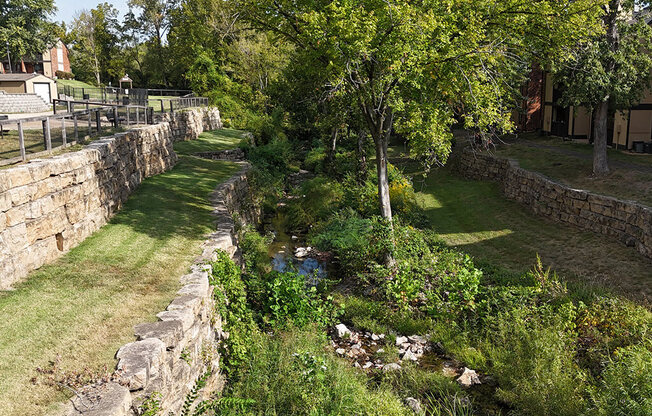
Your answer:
[147,88,193,97]
[149,96,210,114]
[57,85,149,106]
[0,101,153,166]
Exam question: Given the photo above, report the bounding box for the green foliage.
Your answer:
[558,1,652,112]
[139,392,162,416]
[341,164,419,220]
[55,70,74,80]
[0,0,57,67]
[210,251,258,375]
[239,226,273,280]
[286,177,344,229]
[586,344,652,416]
[181,371,211,416]
[218,328,409,415]
[484,307,587,416]
[262,271,339,328]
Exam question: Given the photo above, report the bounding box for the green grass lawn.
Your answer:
[56,79,98,89]
[410,166,652,302]
[0,129,244,415]
[493,135,652,206]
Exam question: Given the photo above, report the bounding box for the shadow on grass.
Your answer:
[413,167,652,303]
[109,155,242,241]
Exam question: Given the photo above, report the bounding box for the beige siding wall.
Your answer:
[569,106,592,137]
[0,81,26,93]
[543,73,553,132]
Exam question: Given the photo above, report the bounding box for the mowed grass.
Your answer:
[0,129,244,415]
[404,161,652,303]
[493,135,652,207]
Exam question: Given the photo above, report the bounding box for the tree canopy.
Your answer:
[0,0,58,65]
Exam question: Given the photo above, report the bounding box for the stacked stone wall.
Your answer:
[0,107,222,288]
[457,149,652,260]
[65,168,260,416]
[155,107,223,142]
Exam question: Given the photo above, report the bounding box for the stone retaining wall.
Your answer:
[65,168,260,416]
[0,107,222,288]
[457,149,652,260]
[155,107,223,142]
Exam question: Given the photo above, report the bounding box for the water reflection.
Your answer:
[271,252,327,286]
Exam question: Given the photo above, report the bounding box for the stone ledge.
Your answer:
[457,147,652,260]
[65,166,259,416]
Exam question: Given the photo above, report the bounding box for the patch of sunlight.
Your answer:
[439,229,514,245]
[415,193,442,208]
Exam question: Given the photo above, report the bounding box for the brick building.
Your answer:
[0,40,71,78]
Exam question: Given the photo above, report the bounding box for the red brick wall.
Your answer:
[50,42,71,75]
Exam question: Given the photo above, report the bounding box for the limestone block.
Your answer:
[5,205,27,227]
[116,338,166,391]
[157,308,196,332]
[67,382,133,416]
[168,294,204,315]
[8,185,32,207]
[7,166,32,189]
[27,162,51,182]
[177,280,210,299]
[134,320,184,349]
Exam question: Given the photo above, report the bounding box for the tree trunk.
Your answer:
[356,129,368,184]
[592,100,610,176]
[326,127,338,174]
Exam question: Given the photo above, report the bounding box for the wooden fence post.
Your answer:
[44,117,52,153]
[61,117,67,146]
[95,110,101,133]
[74,115,79,140]
[18,121,26,161]
[126,106,131,125]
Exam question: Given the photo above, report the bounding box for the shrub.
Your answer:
[218,328,409,415]
[304,147,325,172]
[209,251,258,375]
[483,306,587,416]
[55,70,74,79]
[286,177,344,229]
[262,271,339,328]
[586,344,652,416]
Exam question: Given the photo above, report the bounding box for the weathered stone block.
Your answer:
[116,338,166,391]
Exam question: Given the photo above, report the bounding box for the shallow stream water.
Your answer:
[266,211,328,285]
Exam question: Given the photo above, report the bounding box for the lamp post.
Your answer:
[6,41,12,74]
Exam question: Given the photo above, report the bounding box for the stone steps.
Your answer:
[0,91,51,113]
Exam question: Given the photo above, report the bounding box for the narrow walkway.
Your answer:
[0,129,244,416]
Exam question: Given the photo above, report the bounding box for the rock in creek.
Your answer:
[405,397,423,414]
[382,363,402,372]
[334,323,352,338]
[457,367,481,387]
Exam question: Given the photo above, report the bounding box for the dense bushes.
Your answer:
[213,129,651,416]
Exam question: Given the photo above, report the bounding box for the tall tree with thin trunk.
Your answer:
[241,0,602,265]
[558,0,652,176]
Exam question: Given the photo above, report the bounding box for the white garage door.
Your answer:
[33,83,51,104]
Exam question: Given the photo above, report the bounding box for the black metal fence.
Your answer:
[57,85,149,106]
[147,88,193,97]
[148,97,210,114]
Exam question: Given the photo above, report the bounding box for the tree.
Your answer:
[241,0,602,265]
[129,0,179,86]
[67,4,121,85]
[558,0,652,175]
[0,0,58,69]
